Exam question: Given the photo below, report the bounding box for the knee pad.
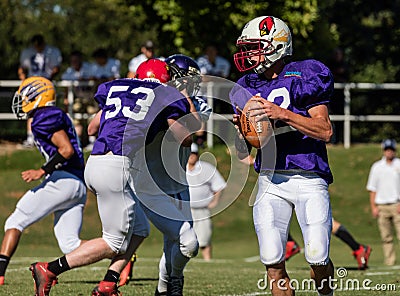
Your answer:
[179,222,199,258]
[102,230,132,254]
[258,228,285,265]
[304,226,330,265]
[260,250,284,266]
[4,209,28,232]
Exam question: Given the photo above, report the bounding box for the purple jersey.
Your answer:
[31,106,84,181]
[230,59,334,184]
[91,78,189,157]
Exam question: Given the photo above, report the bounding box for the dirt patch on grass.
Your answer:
[0,141,27,156]
[6,191,25,199]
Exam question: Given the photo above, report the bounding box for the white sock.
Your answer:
[157,253,168,293]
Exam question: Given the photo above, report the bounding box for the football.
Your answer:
[239,97,273,148]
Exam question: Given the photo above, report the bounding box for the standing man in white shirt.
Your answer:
[127,40,155,78]
[367,139,400,265]
[186,143,226,261]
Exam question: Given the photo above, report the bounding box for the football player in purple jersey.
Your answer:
[150,54,209,296]
[0,77,87,286]
[119,55,209,295]
[230,16,335,296]
[29,59,196,296]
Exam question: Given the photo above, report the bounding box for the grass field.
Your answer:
[1,143,400,295]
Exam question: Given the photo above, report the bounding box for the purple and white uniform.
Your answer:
[5,106,86,254]
[230,59,334,265]
[85,78,190,254]
[32,106,85,180]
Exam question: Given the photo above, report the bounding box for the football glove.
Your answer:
[192,96,212,122]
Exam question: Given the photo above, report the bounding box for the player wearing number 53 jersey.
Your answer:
[0,77,86,286]
[29,59,194,296]
[230,16,335,296]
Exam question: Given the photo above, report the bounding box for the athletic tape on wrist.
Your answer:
[235,133,251,154]
[41,152,68,175]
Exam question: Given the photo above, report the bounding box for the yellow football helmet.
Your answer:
[12,76,56,119]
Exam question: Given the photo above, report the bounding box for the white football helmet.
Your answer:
[234,16,292,73]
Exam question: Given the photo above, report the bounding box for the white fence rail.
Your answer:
[1,80,400,149]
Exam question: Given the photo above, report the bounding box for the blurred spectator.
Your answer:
[61,50,96,148]
[61,50,93,81]
[18,34,62,80]
[327,47,349,83]
[367,139,400,266]
[326,47,349,144]
[197,44,232,122]
[91,48,120,82]
[186,143,226,260]
[87,48,120,150]
[18,34,62,148]
[127,40,155,78]
[197,44,231,78]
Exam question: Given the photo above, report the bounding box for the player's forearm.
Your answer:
[88,111,102,136]
[184,112,202,132]
[51,130,75,159]
[281,109,332,142]
[57,145,74,159]
[167,118,193,147]
[180,95,202,132]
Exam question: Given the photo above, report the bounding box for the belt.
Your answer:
[377,203,399,206]
[261,169,318,177]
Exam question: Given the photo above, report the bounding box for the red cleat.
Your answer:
[119,253,137,286]
[353,245,372,270]
[0,275,4,285]
[285,240,301,261]
[91,281,121,296]
[29,262,57,296]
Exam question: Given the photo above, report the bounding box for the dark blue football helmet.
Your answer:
[165,54,202,96]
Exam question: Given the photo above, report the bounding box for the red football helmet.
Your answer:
[135,59,171,83]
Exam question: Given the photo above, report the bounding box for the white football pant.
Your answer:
[253,171,332,266]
